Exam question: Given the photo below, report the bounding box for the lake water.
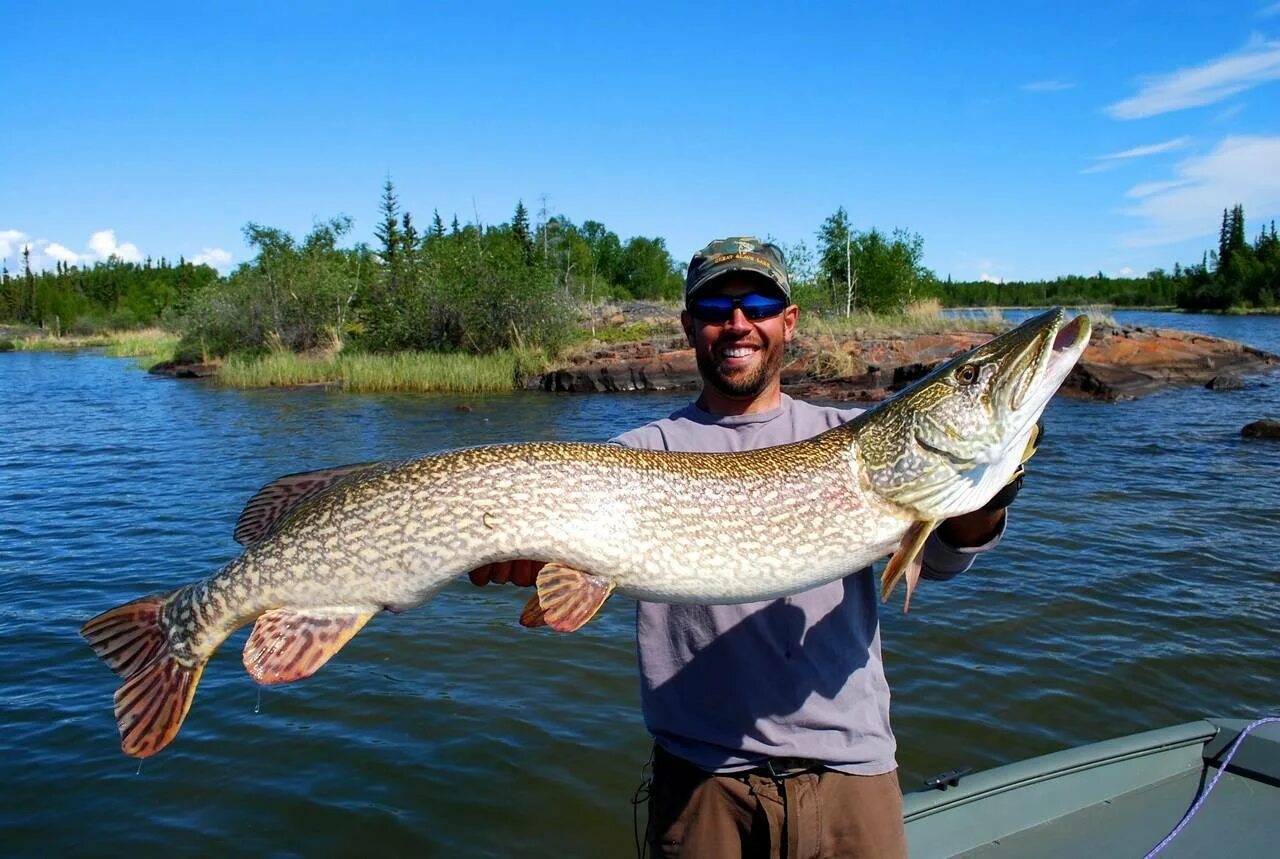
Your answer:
[1,310,1277,856]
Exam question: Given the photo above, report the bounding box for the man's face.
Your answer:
[681,275,799,403]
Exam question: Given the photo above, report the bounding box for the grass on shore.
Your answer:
[217,349,546,393]
[4,328,178,368]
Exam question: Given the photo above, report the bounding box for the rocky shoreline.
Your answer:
[536,323,1279,403]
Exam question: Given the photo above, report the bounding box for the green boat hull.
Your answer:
[904,718,1280,857]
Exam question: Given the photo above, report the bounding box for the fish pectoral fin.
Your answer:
[533,563,616,633]
[880,519,939,613]
[243,607,375,685]
[234,461,385,547]
[1020,420,1041,465]
[519,593,548,628]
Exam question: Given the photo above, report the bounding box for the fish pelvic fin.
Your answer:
[81,591,206,758]
[242,607,375,685]
[519,593,548,628]
[533,563,615,633]
[880,519,940,613]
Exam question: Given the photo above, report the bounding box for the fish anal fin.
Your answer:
[234,462,384,547]
[880,519,940,612]
[243,607,375,685]
[519,593,548,628]
[534,563,615,633]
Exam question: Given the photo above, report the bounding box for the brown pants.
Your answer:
[645,748,907,859]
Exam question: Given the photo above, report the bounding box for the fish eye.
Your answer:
[956,364,980,385]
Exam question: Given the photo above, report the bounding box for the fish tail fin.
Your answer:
[81,591,207,758]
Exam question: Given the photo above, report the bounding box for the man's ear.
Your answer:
[782,304,799,343]
[681,310,696,347]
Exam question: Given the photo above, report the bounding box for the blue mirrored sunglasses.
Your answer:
[688,292,789,323]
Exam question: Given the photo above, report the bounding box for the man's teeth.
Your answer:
[722,346,756,358]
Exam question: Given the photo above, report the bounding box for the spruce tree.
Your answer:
[512,200,533,261]
[431,209,446,239]
[374,178,402,289]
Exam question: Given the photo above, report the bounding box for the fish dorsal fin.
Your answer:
[234,462,382,547]
[880,519,940,613]
[532,563,616,632]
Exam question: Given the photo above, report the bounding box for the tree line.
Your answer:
[0,251,218,334]
[943,205,1279,311]
[4,188,1276,357]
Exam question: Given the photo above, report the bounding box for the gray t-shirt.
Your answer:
[611,393,998,775]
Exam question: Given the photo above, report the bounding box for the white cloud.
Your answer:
[0,228,146,272]
[1021,79,1075,92]
[1106,39,1280,119]
[44,242,81,264]
[979,272,1004,284]
[87,229,142,263]
[1126,179,1193,199]
[1121,135,1280,246]
[192,247,233,273]
[0,229,26,259]
[1260,3,1280,19]
[1118,266,1136,276]
[1080,136,1191,174]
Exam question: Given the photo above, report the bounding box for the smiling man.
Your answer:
[472,237,1015,858]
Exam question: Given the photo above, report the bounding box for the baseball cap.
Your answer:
[684,237,791,305]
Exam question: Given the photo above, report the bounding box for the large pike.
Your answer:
[83,309,1090,757]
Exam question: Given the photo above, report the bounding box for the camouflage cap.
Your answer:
[685,237,790,305]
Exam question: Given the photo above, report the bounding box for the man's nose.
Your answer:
[724,307,753,331]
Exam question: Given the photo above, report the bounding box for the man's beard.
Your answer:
[696,341,785,398]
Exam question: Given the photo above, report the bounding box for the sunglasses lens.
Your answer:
[739,294,788,320]
[690,297,736,322]
[690,293,787,323]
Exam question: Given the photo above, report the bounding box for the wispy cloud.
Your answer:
[1021,79,1075,92]
[1260,3,1280,19]
[1080,136,1192,173]
[1121,135,1280,246]
[1106,39,1280,119]
[1126,179,1193,199]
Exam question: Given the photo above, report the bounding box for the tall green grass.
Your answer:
[6,328,177,367]
[217,349,544,393]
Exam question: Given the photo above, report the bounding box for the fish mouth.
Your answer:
[1008,311,1091,412]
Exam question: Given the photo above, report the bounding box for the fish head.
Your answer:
[858,308,1091,518]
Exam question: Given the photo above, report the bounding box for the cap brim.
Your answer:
[686,265,790,302]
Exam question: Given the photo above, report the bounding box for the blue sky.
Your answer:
[3,2,1279,283]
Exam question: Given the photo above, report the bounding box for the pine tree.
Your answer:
[374,178,402,288]
[431,209,446,239]
[1218,207,1231,269]
[512,200,533,261]
[1229,204,1246,257]
[450,215,461,238]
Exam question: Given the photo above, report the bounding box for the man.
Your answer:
[471,238,1016,857]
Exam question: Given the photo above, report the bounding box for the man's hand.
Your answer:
[468,559,544,588]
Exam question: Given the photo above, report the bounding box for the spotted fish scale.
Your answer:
[82,308,1091,758]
